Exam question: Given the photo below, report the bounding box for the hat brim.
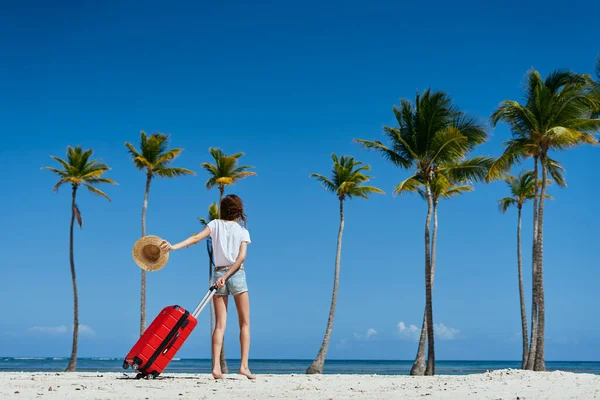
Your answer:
[132,235,169,272]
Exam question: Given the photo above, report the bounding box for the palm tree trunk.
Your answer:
[216,185,228,374]
[218,186,224,217]
[140,173,151,336]
[307,198,345,374]
[66,185,79,372]
[534,159,548,371]
[411,200,438,376]
[411,315,427,375]
[424,185,435,376]
[517,206,529,369]
[526,157,539,371]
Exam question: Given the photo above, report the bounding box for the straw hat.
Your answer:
[132,235,169,272]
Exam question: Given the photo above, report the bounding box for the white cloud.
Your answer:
[353,328,377,341]
[397,321,460,341]
[397,321,420,341]
[435,323,459,340]
[79,325,96,337]
[28,324,95,337]
[29,325,69,334]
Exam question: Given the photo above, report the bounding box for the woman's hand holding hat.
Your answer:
[160,240,173,252]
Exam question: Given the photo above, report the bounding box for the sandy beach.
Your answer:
[2,369,599,399]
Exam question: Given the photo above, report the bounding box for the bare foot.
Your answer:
[212,369,224,380]
[239,366,256,380]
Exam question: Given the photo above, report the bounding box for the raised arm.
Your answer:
[160,226,211,252]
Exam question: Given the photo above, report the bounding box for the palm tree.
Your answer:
[125,131,195,335]
[488,69,600,370]
[498,171,542,369]
[356,89,493,375]
[591,57,600,118]
[43,145,116,372]
[396,172,473,375]
[198,202,219,348]
[201,147,256,374]
[201,148,257,216]
[306,153,384,374]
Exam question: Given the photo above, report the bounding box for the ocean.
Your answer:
[1,358,599,375]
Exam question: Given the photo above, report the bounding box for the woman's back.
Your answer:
[208,219,251,267]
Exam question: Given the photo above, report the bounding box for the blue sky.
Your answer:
[0,0,599,361]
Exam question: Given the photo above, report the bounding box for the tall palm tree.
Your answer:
[396,172,473,375]
[306,154,384,374]
[356,89,493,375]
[125,131,195,335]
[488,69,600,370]
[498,171,541,369]
[198,202,219,348]
[201,147,256,374]
[43,145,116,372]
[201,147,257,215]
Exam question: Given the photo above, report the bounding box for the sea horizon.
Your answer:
[3,357,599,375]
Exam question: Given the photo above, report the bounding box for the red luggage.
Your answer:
[122,285,217,379]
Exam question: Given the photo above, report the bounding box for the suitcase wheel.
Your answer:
[135,373,145,380]
[151,371,159,379]
[122,361,129,370]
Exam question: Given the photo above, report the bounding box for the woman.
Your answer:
[160,194,255,380]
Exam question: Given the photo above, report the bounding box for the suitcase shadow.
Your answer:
[117,374,230,381]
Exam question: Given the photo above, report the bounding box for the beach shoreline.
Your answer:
[2,369,599,399]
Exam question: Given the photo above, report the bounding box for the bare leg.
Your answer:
[211,295,228,379]
[234,291,255,379]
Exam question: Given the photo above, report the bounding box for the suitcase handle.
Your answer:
[191,285,218,319]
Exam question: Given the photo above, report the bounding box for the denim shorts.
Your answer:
[213,267,248,296]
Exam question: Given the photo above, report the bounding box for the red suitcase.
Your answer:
[122,285,217,379]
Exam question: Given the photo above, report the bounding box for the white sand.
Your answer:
[1,369,599,399]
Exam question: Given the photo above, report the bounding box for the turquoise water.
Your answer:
[1,358,599,375]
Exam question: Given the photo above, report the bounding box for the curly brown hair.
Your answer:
[220,194,247,226]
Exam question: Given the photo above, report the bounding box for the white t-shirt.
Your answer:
[207,219,251,267]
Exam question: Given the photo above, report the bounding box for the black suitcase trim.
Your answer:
[140,309,190,373]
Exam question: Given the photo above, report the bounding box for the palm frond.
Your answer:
[232,171,257,180]
[124,142,144,171]
[43,167,68,178]
[441,184,473,198]
[85,185,112,202]
[429,126,469,165]
[52,179,69,193]
[310,173,337,193]
[198,217,208,225]
[155,148,184,166]
[486,139,532,182]
[350,185,385,199]
[442,156,495,183]
[392,174,422,196]
[50,156,71,172]
[201,162,219,176]
[498,197,517,213]
[81,168,109,180]
[545,157,567,188]
[354,138,412,169]
[155,167,196,178]
[84,177,118,185]
[231,165,257,175]
[73,203,83,228]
